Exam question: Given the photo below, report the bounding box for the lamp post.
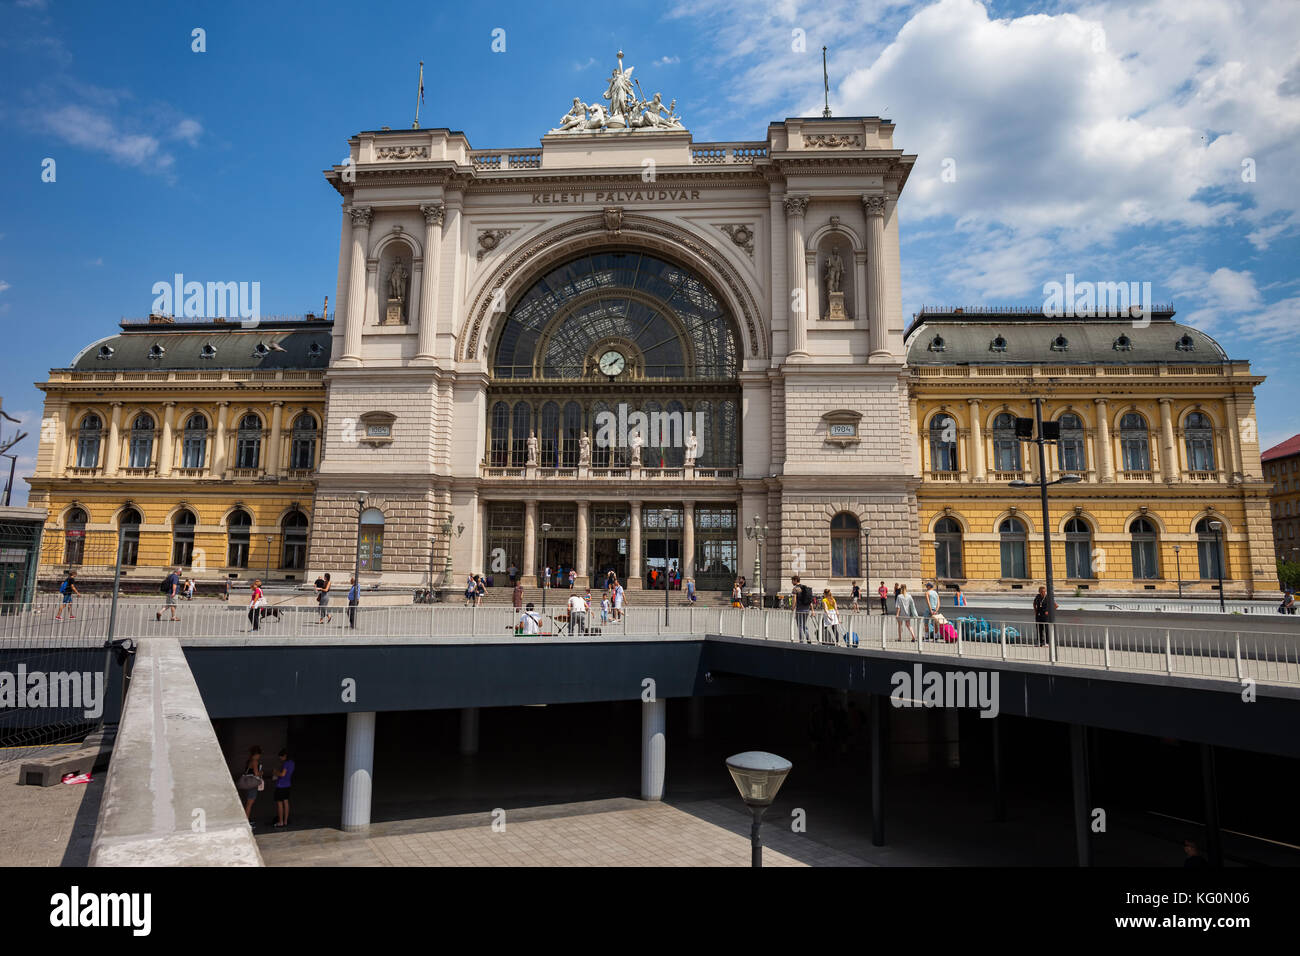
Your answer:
[440,517,455,587]
[862,525,872,607]
[1172,544,1183,599]
[540,522,551,611]
[1209,520,1225,612]
[660,508,672,626]
[725,751,793,867]
[1008,397,1081,631]
[353,492,367,606]
[744,514,767,607]
[1,453,17,507]
[264,535,273,583]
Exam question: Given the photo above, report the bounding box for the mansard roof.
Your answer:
[64,318,333,372]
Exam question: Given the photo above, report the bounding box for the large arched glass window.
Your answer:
[1130,517,1159,580]
[172,510,196,567]
[1184,412,1215,472]
[290,413,318,470]
[118,508,141,567]
[992,413,1022,472]
[590,401,612,467]
[934,517,963,579]
[1120,412,1150,472]
[538,402,560,468]
[282,510,309,571]
[235,413,262,469]
[128,413,155,469]
[830,512,860,578]
[1064,517,1093,579]
[561,401,582,468]
[665,400,687,467]
[489,402,509,467]
[999,517,1027,579]
[1057,413,1086,472]
[64,508,88,565]
[929,415,958,472]
[181,413,207,469]
[227,509,252,568]
[359,508,384,572]
[1196,518,1225,580]
[511,402,531,467]
[76,414,102,468]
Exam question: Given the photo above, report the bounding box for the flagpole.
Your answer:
[413,60,424,129]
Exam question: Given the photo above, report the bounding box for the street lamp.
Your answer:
[744,514,767,607]
[440,517,458,587]
[660,508,672,626]
[1008,397,1082,633]
[1209,520,1225,612]
[725,751,793,868]
[862,525,872,610]
[264,535,273,582]
[1172,544,1183,599]
[540,522,552,611]
[353,492,368,607]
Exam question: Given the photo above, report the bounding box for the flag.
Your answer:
[418,62,425,104]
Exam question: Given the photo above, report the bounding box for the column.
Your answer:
[784,195,810,357]
[1094,399,1114,482]
[863,195,890,358]
[158,402,176,476]
[1158,398,1177,482]
[266,401,284,478]
[105,402,123,476]
[682,500,695,580]
[1223,394,1243,481]
[459,707,479,757]
[641,697,666,800]
[523,500,537,579]
[212,402,229,478]
[967,400,986,482]
[341,710,376,832]
[340,205,373,365]
[57,405,73,476]
[576,500,590,582]
[415,202,445,363]
[629,500,642,586]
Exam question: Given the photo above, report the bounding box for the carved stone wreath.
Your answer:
[476,228,517,261]
[376,145,431,160]
[804,134,863,149]
[716,223,755,258]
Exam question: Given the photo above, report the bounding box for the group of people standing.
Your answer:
[238,745,295,828]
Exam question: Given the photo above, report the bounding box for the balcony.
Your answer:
[480,464,738,481]
[1120,470,1157,482]
[1186,470,1220,482]
[928,470,961,481]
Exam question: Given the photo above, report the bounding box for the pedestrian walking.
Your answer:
[238,745,265,824]
[512,579,524,611]
[315,572,333,624]
[347,575,360,629]
[850,581,860,613]
[600,592,611,624]
[223,578,231,602]
[157,566,181,622]
[475,574,486,607]
[1033,586,1057,646]
[273,748,294,827]
[791,576,814,643]
[55,571,79,621]
[923,582,940,640]
[895,584,919,642]
[821,588,841,645]
[686,577,696,604]
[248,579,265,631]
[878,581,889,614]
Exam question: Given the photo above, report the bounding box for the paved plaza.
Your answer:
[0,745,103,867]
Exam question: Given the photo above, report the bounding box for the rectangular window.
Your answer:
[1000,541,1026,579]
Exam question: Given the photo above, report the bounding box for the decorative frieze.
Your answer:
[477,228,517,261]
[376,145,430,160]
[804,133,863,149]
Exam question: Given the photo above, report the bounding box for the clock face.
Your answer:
[598,349,626,376]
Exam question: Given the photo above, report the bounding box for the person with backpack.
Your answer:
[791,576,814,643]
[518,602,541,635]
[54,571,79,621]
[347,575,360,629]
[923,582,941,640]
[157,567,181,622]
[315,572,333,624]
[238,745,265,824]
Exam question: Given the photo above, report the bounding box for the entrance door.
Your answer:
[642,505,683,590]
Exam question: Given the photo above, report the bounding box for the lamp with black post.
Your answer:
[725,751,793,868]
[1172,544,1183,599]
[744,514,767,608]
[540,522,552,612]
[862,525,871,615]
[352,492,367,618]
[660,508,672,626]
[1210,520,1226,612]
[264,534,273,583]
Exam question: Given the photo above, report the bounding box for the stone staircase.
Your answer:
[470,586,735,606]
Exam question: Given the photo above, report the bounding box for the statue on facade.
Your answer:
[555,98,589,133]
[603,53,635,126]
[549,51,687,135]
[388,261,409,303]
[526,433,538,465]
[579,431,591,465]
[825,247,844,294]
[629,432,643,466]
[635,92,683,130]
[684,430,698,465]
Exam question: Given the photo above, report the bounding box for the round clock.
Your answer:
[598,349,626,377]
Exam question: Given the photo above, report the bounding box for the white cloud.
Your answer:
[655,56,681,66]
[40,104,171,169]
[0,280,10,293]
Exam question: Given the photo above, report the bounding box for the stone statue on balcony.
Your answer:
[579,431,591,465]
[630,432,643,466]
[526,434,538,465]
[684,430,698,465]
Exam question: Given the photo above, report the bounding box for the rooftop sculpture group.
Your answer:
[550,50,685,134]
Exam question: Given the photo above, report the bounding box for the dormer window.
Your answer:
[148,344,165,360]
[1113,334,1132,351]
[96,345,115,360]
[308,342,323,357]
[990,335,1007,353]
[200,343,217,359]
[253,343,269,357]
[1051,335,1069,352]
[928,335,946,353]
[1176,333,1195,352]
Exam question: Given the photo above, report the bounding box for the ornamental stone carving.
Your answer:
[376,145,431,160]
[603,206,624,235]
[349,205,374,228]
[476,228,516,261]
[548,50,686,134]
[783,195,809,217]
[717,224,755,257]
[421,202,446,226]
[805,133,863,148]
[862,195,886,217]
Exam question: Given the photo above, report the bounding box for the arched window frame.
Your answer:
[76,414,103,469]
[181,413,208,469]
[829,512,860,578]
[934,516,964,580]
[235,413,263,470]
[1120,412,1151,472]
[118,508,142,567]
[128,413,155,469]
[281,510,309,571]
[929,415,958,473]
[171,509,197,567]
[226,509,252,569]
[1064,516,1094,579]
[1195,518,1226,581]
[1183,411,1216,473]
[1056,413,1087,473]
[289,413,318,471]
[1129,517,1159,580]
[992,413,1022,472]
[64,507,88,565]
[999,517,1028,579]
[359,507,385,572]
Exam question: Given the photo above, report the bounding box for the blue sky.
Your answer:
[2,0,1298,504]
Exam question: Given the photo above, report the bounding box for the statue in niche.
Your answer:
[526,434,538,465]
[388,261,409,303]
[825,246,844,294]
[579,432,591,465]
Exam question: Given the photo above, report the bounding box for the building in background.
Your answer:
[0,506,47,606]
[908,307,1274,597]
[1262,434,1300,564]
[25,317,328,591]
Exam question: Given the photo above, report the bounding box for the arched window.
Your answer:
[999,517,1027,579]
[665,401,687,467]
[128,413,155,469]
[992,413,1022,472]
[76,414,102,469]
[1130,517,1159,580]
[561,401,582,468]
[1057,413,1086,472]
[1120,412,1150,472]
[171,510,197,567]
[489,402,508,467]
[118,508,142,567]
[226,509,252,568]
[510,402,531,467]
[934,517,963,580]
[830,512,860,578]
[929,415,958,472]
[182,413,207,469]
[235,413,262,469]
[290,413,318,470]
[1196,518,1225,581]
[1064,517,1093,579]
[64,508,88,565]
[359,508,384,572]
[642,401,664,468]
[539,402,560,469]
[1184,412,1215,472]
[281,510,309,571]
[590,401,611,467]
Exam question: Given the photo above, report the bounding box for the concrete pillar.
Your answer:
[341,205,373,365]
[641,697,666,800]
[863,195,890,359]
[105,402,123,476]
[967,399,985,482]
[459,707,479,757]
[1094,399,1114,482]
[158,401,176,477]
[212,402,229,478]
[1158,397,1177,482]
[629,500,642,585]
[341,710,376,832]
[682,500,695,580]
[266,401,284,478]
[784,196,809,356]
[576,500,590,580]
[523,500,537,579]
[415,202,445,363]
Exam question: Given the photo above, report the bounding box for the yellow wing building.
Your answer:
[26,317,328,592]
[907,307,1274,598]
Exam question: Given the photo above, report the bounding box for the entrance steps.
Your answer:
[468,586,734,606]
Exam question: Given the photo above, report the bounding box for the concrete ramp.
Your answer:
[90,638,262,866]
